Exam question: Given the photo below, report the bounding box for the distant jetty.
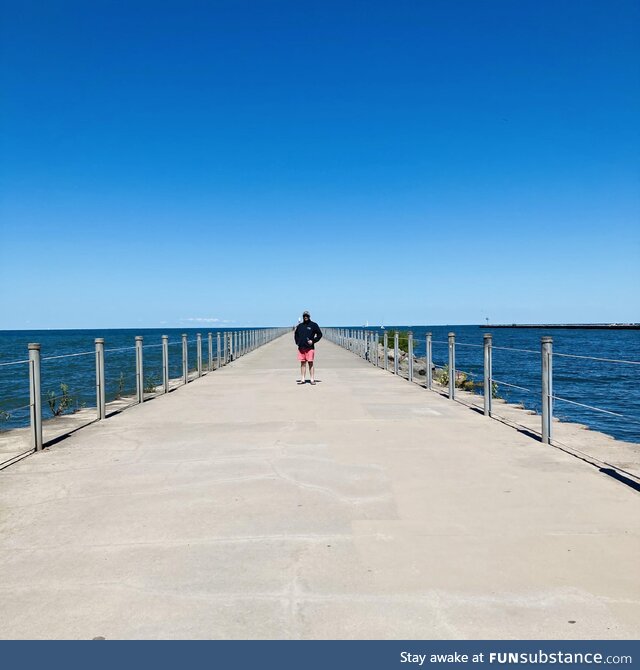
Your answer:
[480,323,640,330]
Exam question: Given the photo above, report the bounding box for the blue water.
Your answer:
[1,326,639,444]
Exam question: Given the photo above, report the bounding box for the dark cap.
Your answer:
[302,310,310,317]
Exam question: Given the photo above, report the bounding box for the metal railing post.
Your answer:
[394,331,399,375]
[28,343,43,451]
[162,335,169,393]
[541,336,553,444]
[383,332,388,370]
[448,332,456,399]
[375,333,379,366]
[483,333,492,416]
[195,333,201,377]
[448,333,456,400]
[426,332,432,390]
[408,331,414,382]
[217,333,221,368]
[182,334,188,384]
[95,338,106,420]
[208,333,213,372]
[135,336,144,403]
[449,333,456,400]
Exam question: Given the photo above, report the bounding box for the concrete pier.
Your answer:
[0,335,638,639]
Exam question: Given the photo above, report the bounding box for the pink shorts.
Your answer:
[297,347,315,362]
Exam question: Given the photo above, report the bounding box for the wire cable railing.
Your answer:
[491,378,536,395]
[492,345,539,355]
[0,328,288,459]
[41,351,95,361]
[324,326,640,451]
[0,402,32,414]
[551,394,640,426]
[553,351,640,366]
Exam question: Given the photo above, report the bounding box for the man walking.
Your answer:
[294,310,322,385]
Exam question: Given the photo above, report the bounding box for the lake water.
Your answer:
[1,326,639,444]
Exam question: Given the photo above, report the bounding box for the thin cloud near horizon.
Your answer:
[180,317,235,324]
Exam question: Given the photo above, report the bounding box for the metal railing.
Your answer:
[324,327,640,446]
[0,328,287,456]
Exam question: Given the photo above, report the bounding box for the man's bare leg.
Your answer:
[309,361,315,384]
[299,361,307,383]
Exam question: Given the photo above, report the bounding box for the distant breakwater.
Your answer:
[481,324,640,330]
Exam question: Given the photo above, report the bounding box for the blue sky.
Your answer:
[1,0,638,328]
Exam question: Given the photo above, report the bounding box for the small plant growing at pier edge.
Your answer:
[434,365,451,387]
[115,372,126,399]
[47,383,75,416]
[435,366,500,398]
[390,331,412,353]
[144,374,159,394]
[434,366,474,390]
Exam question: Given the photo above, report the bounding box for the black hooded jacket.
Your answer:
[294,320,323,350]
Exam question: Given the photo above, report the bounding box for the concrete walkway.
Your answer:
[1,335,638,639]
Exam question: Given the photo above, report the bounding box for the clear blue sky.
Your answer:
[1,0,638,328]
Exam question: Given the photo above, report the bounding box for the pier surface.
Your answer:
[1,335,639,639]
